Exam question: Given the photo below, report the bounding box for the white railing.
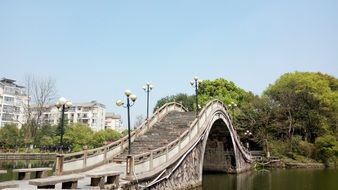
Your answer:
[56,102,187,175]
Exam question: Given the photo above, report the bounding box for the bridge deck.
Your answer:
[114,111,196,160]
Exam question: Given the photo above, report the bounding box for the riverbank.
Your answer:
[263,157,327,169]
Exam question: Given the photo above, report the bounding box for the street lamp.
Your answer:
[116,90,137,155]
[228,101,237,118]
[244,130,252,150]
[142,82,154,120]
[55,97,72,151]
[190,76,202,115]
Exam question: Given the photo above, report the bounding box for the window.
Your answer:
[2,113,14,121]
[3,105,14,113]
[4,96,14,103]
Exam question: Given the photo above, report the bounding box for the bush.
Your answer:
[269,140,289,157]
[315,135,338,167]
[299,140,315,158]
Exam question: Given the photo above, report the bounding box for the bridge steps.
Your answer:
[113,111,196,160]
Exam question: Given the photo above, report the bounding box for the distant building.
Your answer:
[0,78,28,128]
[105,112,123,132]
[40,101,106,131]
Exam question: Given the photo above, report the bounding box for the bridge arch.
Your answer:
[133,100,252,189]
[201,117,237,174]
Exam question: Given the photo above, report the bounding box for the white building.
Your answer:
[41,101,106,131]
[0,78,28,128]
[105,112,123,132]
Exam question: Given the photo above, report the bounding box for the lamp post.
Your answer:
[190,76,202,115]
[244,130,252,150]
[142,82,154,120]
[55,97,72,151]
[116,90,137,155]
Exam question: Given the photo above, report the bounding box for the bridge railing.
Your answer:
[133,99,226,174]
[56,102,187,175]
[133,99,252,175]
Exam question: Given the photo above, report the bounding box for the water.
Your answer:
[0,160,55,182]
[201,169,338,190]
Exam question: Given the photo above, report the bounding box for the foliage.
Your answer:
[92,129,122,147]
[63,123,94,151]
[34,124,58,147]
[264,72,338,143]
[153,93,195,111]
[314,135,338,166]
[0,123,22,149]
[198,78,248,108]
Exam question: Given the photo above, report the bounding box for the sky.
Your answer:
[1,0,337,126]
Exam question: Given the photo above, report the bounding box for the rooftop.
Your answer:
[0,77,24,88]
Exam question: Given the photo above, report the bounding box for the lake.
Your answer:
[201,168,338,190]
[0,160,55,182]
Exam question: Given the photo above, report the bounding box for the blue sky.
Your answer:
[1,0,337,126]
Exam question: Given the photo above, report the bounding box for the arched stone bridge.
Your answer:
[56,100,252,189]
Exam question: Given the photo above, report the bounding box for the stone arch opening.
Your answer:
[202,118,237,174]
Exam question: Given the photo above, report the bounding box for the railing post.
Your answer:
[166,146,169,161]
[83,145,88,168]
[150,151,153,170]
[120,139,124,151]
[126,155,135,180]
[103,141,108,163]
[178,138,182,150]
[55,154,64,176]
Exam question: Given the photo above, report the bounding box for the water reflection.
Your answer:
[200,169,338,190]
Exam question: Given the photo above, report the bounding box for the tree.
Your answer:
[235,93,277,150]
[33,124,58,147]
[265,72,338,143]
[63,123,94,151]
[22,75,57,147]
[154,93,195,112]
[134,115,145,129]
[198,78,248,108]
[0,123,22,149]
[92,129,122,147]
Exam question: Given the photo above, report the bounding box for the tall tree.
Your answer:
[198,78,248,107]
[265,72,338,143]
[22,75,57,147]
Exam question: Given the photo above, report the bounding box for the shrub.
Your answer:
[314,135,338,167]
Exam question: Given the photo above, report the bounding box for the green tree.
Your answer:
[92,129,122,147]
[235,93,277,150]
[198,78,248,108]
[0,123,22,149]
[63,123,94,151]
[33,124,58,147]
[265,72,338,143]
[154,93,195,111]
[314,135,338,167]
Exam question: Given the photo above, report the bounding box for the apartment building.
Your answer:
[0,78,28,128]
[105,112,123,132]
[41,101,107,131]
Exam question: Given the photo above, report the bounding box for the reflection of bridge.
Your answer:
[55,100,252,189]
